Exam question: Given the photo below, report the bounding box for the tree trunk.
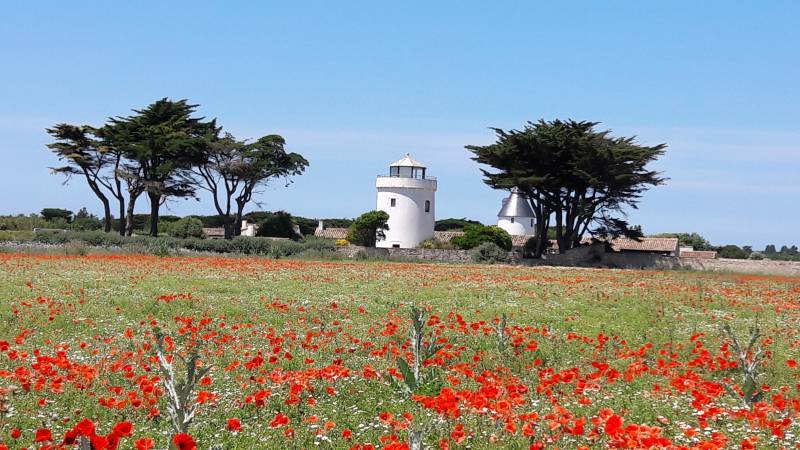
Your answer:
[223,219,235,240]
[148,192,161,237]
[125,193,139,236]
[83,174,112,233]
[555,205,565,254]
[233,200,246,238]
[101,199,112,233]
[117,196,126,236]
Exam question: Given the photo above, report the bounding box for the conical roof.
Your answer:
[390,153,426,168]
[498,188,534,218]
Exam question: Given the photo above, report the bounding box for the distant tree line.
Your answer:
[46,98,308,239]
[0,209,353,240]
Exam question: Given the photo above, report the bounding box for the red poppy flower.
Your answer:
[604,414,623,437]
[270,413,290,427]
[10,428,21,439]
[75,419,96,436]
[172,433,197,450]
[113,421,133,437]
[227,418,242,432]
[35,428,53,442]
[135,438,154,450]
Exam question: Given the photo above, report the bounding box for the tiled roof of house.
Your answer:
[203,228,226,238]
[512,235,534,247]
[314,227,349,240]
[433,231,464,242]
[679,250,717,259]
[610,237,678,253]
[434,231,534,248]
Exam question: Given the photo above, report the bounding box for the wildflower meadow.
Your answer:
[0,253,798,449]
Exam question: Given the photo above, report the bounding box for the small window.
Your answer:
[510,217,515,223]
[390,198,396,207]
[530,219,534,227]
[392,244,400,248]
[424,200,430,212]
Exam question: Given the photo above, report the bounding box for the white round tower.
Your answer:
[497,188,535,236]
[376,154,437,248]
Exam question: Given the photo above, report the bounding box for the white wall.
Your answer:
[376,177,436,248]
[497,216,534,236]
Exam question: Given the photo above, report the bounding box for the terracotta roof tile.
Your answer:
[679,250,717,259]
[314,228,349,239]
[433,231,464,242]
[610,237,678,253]
[203,228,225,238]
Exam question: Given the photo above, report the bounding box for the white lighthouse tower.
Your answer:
[497,188,535,236]
[376,154,437,248]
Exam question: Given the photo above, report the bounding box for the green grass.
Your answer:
[0,253,798,449]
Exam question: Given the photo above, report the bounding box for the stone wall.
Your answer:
[335,244,800,276]
[676,258,800,276]
[336,245,515,264]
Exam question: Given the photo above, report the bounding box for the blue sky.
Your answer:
[1,1,797,248]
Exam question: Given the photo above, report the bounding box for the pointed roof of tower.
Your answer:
[498,188,535,218]
[390,153,426,168]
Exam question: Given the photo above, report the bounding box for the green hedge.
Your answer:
[30,230,336,258]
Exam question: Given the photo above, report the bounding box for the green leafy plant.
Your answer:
[255,211,298,240]
[167,217,206,239]
[451,224,512,251]
[392,306,444,396]
[153,328,213,434]
[721,324,765,408]
[471,242,509,264]
[347,210,390,247]
[496,314,509,352]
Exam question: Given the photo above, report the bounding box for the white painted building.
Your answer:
[376,154,437,248]
[497,188,535,236]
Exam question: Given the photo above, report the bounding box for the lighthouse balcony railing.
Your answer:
[377,174,436,181]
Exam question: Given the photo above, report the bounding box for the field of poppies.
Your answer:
[0,252,799,449]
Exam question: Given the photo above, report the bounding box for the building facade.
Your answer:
[376,154,436,248]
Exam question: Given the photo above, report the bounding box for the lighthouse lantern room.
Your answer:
[376,154,437,248]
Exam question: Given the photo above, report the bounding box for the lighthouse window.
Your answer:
[424,200,430,212]
[390,198,396,207]
[510,217,515,223]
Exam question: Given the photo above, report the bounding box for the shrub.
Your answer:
[0,230,37,243]
[64,240,89,256]
[300,237,337,252]
[147,238,174,257]
[419,238,454,250]
[471,242,509,264]
[26,229,340,259]
[168,217,206,239]
[522,236,535,258]
[34,230,70,245]
[451,225,512,251]
[347,211,390,247]
[717,244,749,259]
[256,211,298,240]
[335,239,349,247]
